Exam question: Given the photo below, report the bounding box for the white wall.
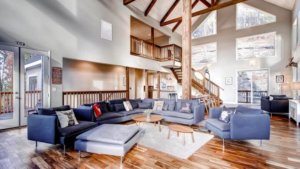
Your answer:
[63,58,126,91]
[192,0,292,103]
[0,0,180,106]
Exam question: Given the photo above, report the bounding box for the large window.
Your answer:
[192,11,217,39]
[236,3,276,30]
[192,42,217,70]
[236,32,276,60]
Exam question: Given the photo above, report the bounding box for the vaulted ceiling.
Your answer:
[124,0,295,34]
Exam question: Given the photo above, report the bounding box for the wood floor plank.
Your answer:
[0,116,300,168]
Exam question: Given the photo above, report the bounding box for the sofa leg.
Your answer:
[120,156,124,168]
[222,139,225,152]
[63,145,66,155]
[35,141,38,151]
[78,151,81,162]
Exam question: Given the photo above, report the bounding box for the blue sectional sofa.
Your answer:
[80,98,205,125]
[27,98,205,153]
[27,105,97,153]
[205,106,270,150]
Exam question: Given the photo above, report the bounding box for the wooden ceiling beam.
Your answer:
[160,0,180,26]
[192,0,199,8]
[172,0,200,32]
[199,0,211,7]
[145,0,157,16]
[161,0,247,26]
[172,20,182,32]
[123,0,135,5]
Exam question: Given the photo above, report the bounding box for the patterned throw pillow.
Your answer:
[219,111,231,123]
[123,101,133,111]
[153,101,164,111]
[56,109,79,128]
[180,103,192,113]
[92,103,102,118]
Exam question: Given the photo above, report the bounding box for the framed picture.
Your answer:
[52,67,62,84]
[225,77,233,85]
[276,75,284,83]
[101,20,112,41]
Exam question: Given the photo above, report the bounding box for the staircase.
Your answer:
[170,67,223,106]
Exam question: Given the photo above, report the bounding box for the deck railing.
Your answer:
[130,36,182,62]
[238,90,268,103]
[63,90,127,108]
[0,91,41,115]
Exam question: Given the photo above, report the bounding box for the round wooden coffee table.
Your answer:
[132,115,163,132]
[168,124,194,145]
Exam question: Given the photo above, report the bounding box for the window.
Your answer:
[236,32,276,60]
[29,76,37,91]
[192,11,217,39]
[192,42,217,70]
[236,3,276,30]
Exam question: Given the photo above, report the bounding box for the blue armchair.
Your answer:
[205,106,270,150]
[27,105,97,153]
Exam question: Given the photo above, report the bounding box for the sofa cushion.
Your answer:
[138,102,152,109]
[158,111,194,119]
[129,99,142,109]
[108,99,126,111]
[175,100,198,112]
[38,105,71,115]
[59,121,96,137]
[133,109,146,114]
[114,103,125,112]
[142,99,155,108]
[96,102,109,113]
[118,110,140,116]
[76,124,140,145]
[153,101,164,111]
[206,119,230,131]
[159,99,176,111]
[96,112,124,121]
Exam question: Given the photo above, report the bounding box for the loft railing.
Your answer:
[63,90,127,108]
[0,91,41,115]
[130,36,182,62]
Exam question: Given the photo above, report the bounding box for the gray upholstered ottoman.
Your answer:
[75,124,144,162]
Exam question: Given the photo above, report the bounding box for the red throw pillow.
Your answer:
[92,103,102,118]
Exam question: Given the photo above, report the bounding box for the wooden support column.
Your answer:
[126,67,130,99]
[157,72,161,98]
[181,0,192,99]
[145,70,149,98]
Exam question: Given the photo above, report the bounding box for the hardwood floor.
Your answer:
[0,116,300,169]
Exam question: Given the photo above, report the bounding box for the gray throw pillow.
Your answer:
[180,103,192,113]
[162,103,168,111]
[56,109,79,128]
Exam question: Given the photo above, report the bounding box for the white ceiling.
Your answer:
[128,0,295,35]
[264,0,295,10]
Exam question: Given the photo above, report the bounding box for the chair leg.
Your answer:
[120,156,124,169]
[260,140,262,147]
[222,139,225,152]
[78,151,81,162]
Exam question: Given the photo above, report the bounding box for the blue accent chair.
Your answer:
[27,105,97,153]
[205,106,270,150]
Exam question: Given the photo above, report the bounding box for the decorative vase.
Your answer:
[146,113,151,121]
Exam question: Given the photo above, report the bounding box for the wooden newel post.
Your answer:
[126,67,130,99]
[181,0,192,99]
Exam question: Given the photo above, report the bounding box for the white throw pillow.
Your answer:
[219,111,230,123]
[153,101,164,111]
[123,101,133,111]
[56,109,79,128]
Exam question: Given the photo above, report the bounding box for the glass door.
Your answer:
[237,69,269,104]
[0,45,20,129]
[20,48,50,126]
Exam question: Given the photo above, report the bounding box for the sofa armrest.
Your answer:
[230,113,270,140]
[27,114,57,144]
[193,104,205,124]
[73,106,95,122]
[270,100,289,112]
[209,107,222,119]
[261,98,270,112]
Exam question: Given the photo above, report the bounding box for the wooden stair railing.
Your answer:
[170,67,223,106]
